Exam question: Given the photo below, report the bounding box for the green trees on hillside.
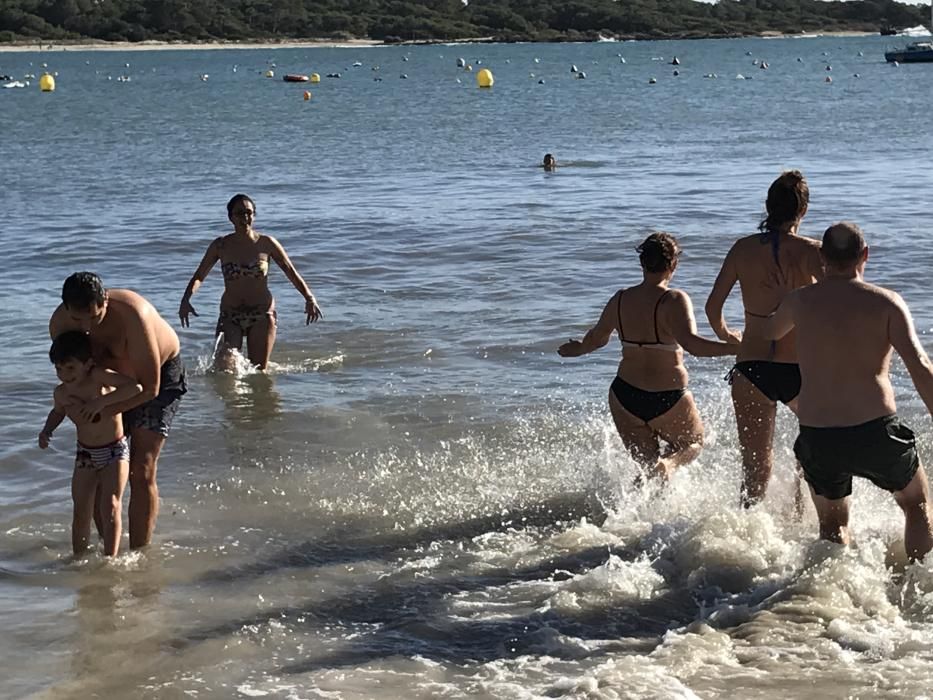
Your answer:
[0,0,927,43]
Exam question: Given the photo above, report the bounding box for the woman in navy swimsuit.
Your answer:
[559,233,737,482]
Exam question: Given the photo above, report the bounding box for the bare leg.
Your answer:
[246,313,277,370]
[128,428,165,549]
[608,388,661,478]
[731,372,777,508]
[649,391,704,479]
[92,480,104,539]
[71,468,97,555]
[215,321,244,372]
[809,487,851,545]
[785,398,806,519]
[792,464,807,519]
[893,465,933,562]
[98,459,129,556]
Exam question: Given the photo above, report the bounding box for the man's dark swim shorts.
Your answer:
[124,354,188,437]
[793,414,919,500]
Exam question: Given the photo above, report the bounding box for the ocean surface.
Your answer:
[3,35,933,699]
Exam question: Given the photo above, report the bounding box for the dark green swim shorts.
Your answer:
[793,414,920,500]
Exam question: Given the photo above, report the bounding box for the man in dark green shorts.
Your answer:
[764,222,933,560]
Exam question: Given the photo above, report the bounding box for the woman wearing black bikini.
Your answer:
[705,171,823,507]
[559,233,737,481]
[178,194,323,370]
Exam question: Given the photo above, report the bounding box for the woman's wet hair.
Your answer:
[49,330,92,365]
[759,170,809,239]
[62,271,105,310]
[637,232,681,273]
[227,193,256,217]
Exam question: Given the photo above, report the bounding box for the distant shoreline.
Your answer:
[0,31,882,54]
[0,38,385,53]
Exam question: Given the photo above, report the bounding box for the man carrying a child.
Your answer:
[49,272,187,549]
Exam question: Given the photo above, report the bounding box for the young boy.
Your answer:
[38,331,143,557]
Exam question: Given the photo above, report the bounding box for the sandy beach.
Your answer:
[0,30,884,54]
[0,38,384,53]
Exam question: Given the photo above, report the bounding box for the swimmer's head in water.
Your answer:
[50,330,93,383]
[227,193,257,222]
[759,170,809,238]
[821,221,866,268]
[62,272,107,329]
[543,154,556,169]
[637,232,681,273]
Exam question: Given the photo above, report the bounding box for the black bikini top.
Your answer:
[618,289,678,351]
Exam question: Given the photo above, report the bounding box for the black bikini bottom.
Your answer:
[726,361,800,404]
[610,377,685,424]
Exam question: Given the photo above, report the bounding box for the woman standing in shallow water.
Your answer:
[559,233,737,481]
[178,194,323,370]
[705,171,823,507]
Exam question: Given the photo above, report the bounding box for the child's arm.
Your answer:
[77,369,144,423]
[38,388,67,449]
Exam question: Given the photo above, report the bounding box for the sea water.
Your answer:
[3,35,933,698]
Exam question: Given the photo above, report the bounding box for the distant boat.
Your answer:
[886,41,933,62]
[885,2,933,62]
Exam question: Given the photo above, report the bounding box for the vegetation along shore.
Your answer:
[0,0,928,46]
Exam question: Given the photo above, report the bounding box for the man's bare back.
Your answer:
[787,278,902,426]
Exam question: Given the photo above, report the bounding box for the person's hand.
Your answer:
[725,329,742,344]
[77,399,104,424]
[38,431,51,449]
[179,298,198,328]
[305,296,323,325]
[558,339,584,357]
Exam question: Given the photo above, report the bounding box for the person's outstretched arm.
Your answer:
[558,292,619,358]
[889,293,933,415]
[179,237,221,328]
[267,236,322,324]
[705,245,742,344]
[665,290,738,357]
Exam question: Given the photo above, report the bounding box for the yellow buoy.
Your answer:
[39,73,55,92]
[265,69,274,78]
[476,68,494,88]
[303,90,311,100]
[310,73,321,83]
